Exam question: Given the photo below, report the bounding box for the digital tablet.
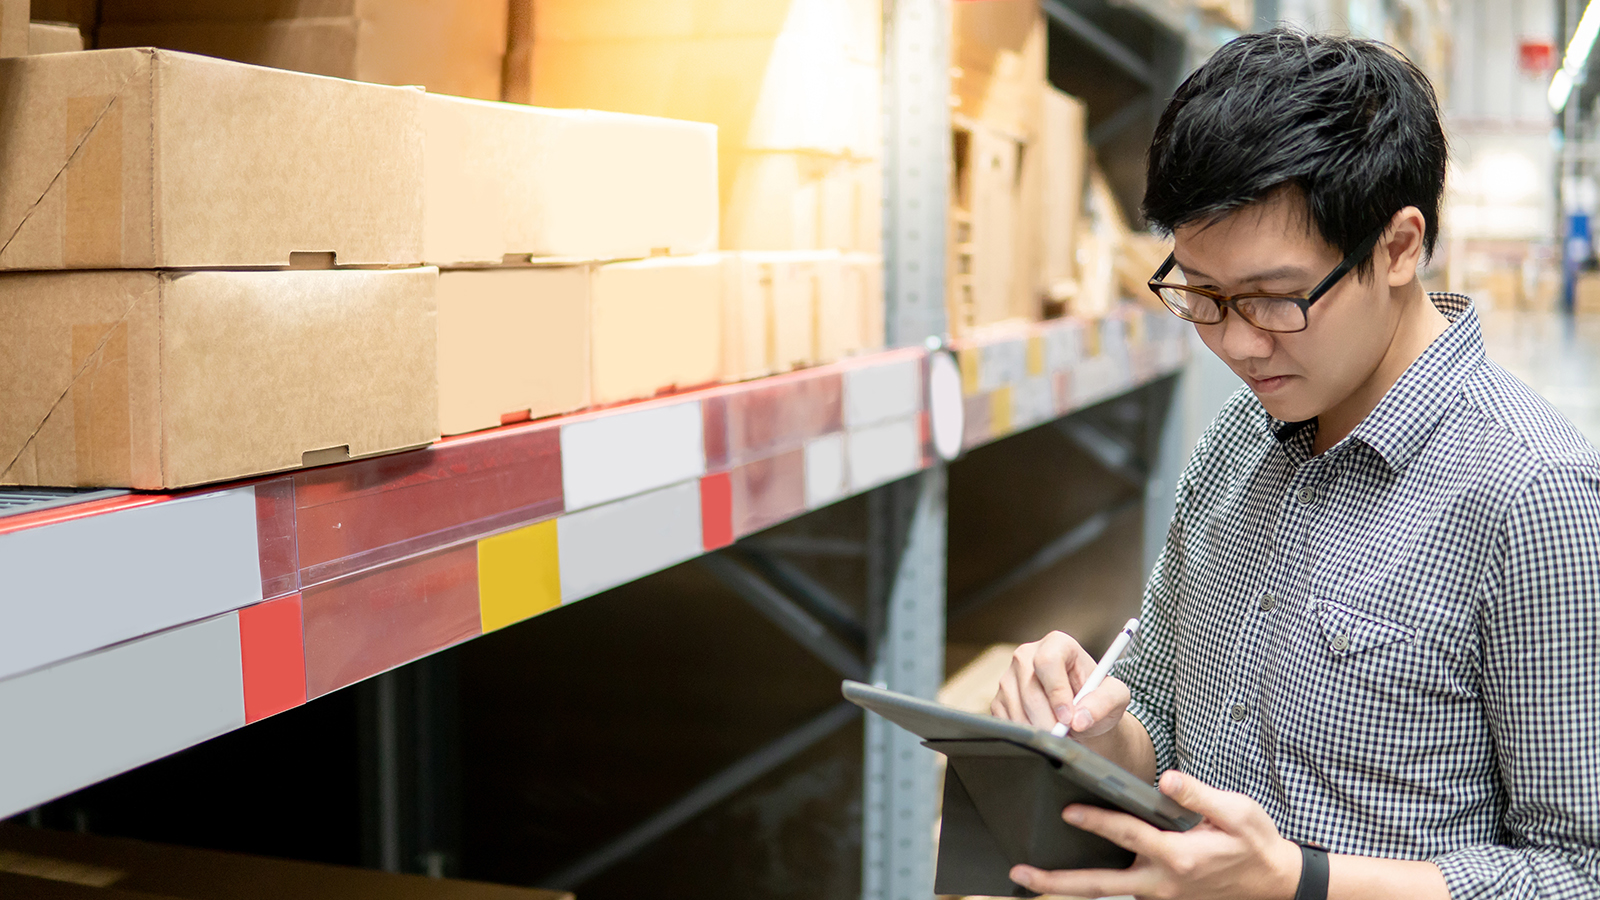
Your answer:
[843,680,1201,897]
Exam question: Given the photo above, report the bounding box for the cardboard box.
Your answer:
[722,249,883,376]
[0,48,424,270]
[948,119,1021,333]
[437,267,589,436]
[528,33,879,160]
[591,255,724,405]
[952,0,1046,139]
[422,93,718,265]
[524,0,881,149]
[29,21,86,53]
[1572,271,1600,315]
[1040,88,1088,295]
[837,252,885,360]
[0,823,573,900]
[723,152,881,252]
[720,254,774,382]
[0,0,25,57]
[723,251,824,378]
[1,267,438,489]
[27,1,97,27]
[529,0,880,64]
[98,1,509,102]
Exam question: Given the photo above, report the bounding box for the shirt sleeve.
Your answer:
[1431,463,1600,899]
[1113,426,1206,780]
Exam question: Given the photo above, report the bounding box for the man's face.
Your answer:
[1172,193,1398,425]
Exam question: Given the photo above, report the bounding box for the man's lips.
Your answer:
[1243,373,1292,392]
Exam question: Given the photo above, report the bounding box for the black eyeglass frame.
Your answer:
[1146,223,1387,334]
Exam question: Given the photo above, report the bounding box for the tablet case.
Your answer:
[842,680,1199,898]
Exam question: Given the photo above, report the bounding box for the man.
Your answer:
[991,29,1600,900]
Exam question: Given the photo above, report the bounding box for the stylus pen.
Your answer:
[1050,618,1139,737]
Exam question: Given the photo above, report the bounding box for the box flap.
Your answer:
[0,270,165,488]
[0,48,158,269]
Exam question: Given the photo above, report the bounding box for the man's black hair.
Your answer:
[1143,29,1447,275]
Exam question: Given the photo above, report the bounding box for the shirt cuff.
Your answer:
[1123,693,1178,779]
[1432,841,1600,899]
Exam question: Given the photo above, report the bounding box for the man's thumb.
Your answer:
[1160,770,1238,824]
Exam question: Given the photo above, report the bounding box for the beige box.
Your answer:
[722,249,882,374]
[526,2,880,157]
[0,48,424,270]
[422,93,718,265]
[1575,271,1600,315]
[591,255,724,405]
[98,1,509,101]
[952,0,1046,139]
[723,152,881,252]
[29,21,84,54]
[530,0,880,64]
[834,252,885,361]
[723,251,823,378]
[949,119,1021,333]
[1040,88,1088,292]
[437,267,590,436]
[27,1,97,27]
[0,0,26,57]
[0,823,572,900]
[1,267,438,489]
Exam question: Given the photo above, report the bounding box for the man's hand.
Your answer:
[1009,770,1303,900]
[990,630,1129,737]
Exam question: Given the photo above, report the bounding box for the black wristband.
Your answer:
[1292,842,1329,900]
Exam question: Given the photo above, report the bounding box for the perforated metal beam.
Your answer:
[869,2,950,896]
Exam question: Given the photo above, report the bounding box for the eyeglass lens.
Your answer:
[1156,286,1306,332]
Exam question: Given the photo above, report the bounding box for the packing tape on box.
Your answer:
[69,320,133,487]
[63,94,124,268]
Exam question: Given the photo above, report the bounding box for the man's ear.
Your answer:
[1381,206,1427,288]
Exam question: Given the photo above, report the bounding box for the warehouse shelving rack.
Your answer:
[0,2,1190,896]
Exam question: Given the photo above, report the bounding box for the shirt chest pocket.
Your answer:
[1311,599,1416,657]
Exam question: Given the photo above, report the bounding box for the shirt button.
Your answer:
[1332,633,1350,652]
[1259,593,1276,612]
[1297,487,1317,505]
[1229,703,1248,721]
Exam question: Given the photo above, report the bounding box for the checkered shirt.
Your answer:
[1114,293,1600,898]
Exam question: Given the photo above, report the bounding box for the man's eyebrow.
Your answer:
[1174,259,1313,285]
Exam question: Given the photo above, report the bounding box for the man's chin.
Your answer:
[1253,392,1317,425]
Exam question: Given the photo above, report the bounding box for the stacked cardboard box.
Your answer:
[947,0,1167,335]
[1,0,28,56]
[948,0,1048,336]
[523,0,887,375]
[27,20,84,53]
[420,91,721,425]
[0,823,573,900]
[96,0,510,101]
[0,48,439,490]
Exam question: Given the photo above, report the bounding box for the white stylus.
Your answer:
[1050,618,1139,737]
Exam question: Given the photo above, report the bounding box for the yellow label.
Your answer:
[478,519,561,632]
[990,385,1014,437]
[959,347,981,395]
[1026,335,1045,376]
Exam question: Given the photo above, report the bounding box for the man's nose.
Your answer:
[1219,308,1274,360]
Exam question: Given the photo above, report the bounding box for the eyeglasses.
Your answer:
[1146,224,1386,334]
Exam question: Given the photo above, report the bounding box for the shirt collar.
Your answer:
[1266,292,1482,472]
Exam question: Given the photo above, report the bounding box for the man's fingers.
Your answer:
[1009,863,1151,898]
[1032,632,1080,726]
[1070,676,1131,734]
[1064,804,1165,858]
